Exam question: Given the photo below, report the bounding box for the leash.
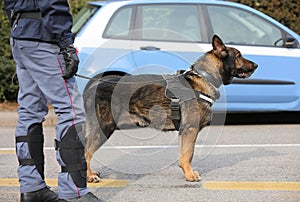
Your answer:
[75,73,183,85]
[76,65,221,87]
[75,73,101,82]
[76,69,218,131]
[76,69,218,104]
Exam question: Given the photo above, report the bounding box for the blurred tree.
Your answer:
[69,0,90,14]
[0,1,17,102]
[230,0,300,34]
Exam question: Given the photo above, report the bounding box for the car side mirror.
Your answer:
[284,36,297,48]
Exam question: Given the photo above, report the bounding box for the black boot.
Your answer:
[58,192,104,202]
[20,186,58,202]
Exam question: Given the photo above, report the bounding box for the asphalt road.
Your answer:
[0,123,299,202]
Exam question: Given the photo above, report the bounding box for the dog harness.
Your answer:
[163,70,217,130]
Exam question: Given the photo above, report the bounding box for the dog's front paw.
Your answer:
[185,171,201,182]
[87,172,101,183]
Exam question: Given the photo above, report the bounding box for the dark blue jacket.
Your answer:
[4,0,74,48]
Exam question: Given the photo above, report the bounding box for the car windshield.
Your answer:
[72,4,100,35]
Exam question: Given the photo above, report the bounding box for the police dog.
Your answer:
[83,35,258,182]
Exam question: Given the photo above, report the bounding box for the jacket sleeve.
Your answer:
[4,0,17,26]
[38,0,74,48]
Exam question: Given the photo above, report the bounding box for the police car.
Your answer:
[73,0,300,112]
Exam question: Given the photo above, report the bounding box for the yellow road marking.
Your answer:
[0,179,300,190]
[0,178,129,188]
[0,150,15,154]
[204,181,300,191]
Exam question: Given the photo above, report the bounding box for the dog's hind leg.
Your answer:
[85,115,116,182]
[85,123,115,183]
[178,126,201,182]
[83,80,118,183]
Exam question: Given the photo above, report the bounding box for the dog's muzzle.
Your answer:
[236,63,258,79]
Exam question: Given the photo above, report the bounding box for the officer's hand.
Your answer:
[61,45,79,79]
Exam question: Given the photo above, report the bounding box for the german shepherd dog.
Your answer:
[83,35,258,182]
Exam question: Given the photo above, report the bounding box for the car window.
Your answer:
[104,6,133,38]
[140,4,202,42]
[72,4,100,35]
[206,5,283,47]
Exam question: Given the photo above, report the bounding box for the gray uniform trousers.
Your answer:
[11,38,89,199]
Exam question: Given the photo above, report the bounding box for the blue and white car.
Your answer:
[73,0,300,112]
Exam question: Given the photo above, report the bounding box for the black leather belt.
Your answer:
[19,12,42,19]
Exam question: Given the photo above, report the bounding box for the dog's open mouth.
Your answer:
[238,71,253,78]
[236,69,254,79]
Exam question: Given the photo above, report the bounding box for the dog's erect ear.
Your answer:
[212,35,227,58]
[212,35,225,51]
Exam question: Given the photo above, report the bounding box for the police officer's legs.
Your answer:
[15,83,58,202]
[12,39,101,201]
[14,41,58,201]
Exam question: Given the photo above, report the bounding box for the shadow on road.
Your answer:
[224,112,300,125]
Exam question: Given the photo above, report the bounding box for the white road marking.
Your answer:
[1,144,300,152]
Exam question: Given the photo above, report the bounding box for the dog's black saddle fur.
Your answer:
[99,72,214,131]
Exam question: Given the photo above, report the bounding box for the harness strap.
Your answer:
[170,98,181,130]
[18,159,36,166]
[163,72,216,130]
[16,135,43,143]
[54,138,85,150]
[61,162,87,173]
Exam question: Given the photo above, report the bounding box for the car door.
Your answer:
[129,3,209,75]
[204,4,300,112]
